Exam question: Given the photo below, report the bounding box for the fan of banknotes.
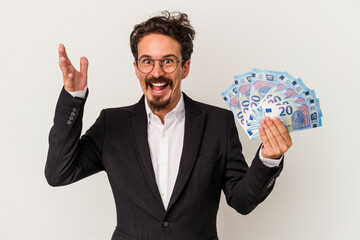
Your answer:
[221,68,323,141]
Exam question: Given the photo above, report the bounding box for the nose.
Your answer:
[150,60,165,78]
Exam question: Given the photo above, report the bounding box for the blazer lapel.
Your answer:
[128,96,166,213]
[167,93,206,211]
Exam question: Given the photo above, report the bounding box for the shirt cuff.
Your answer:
[65,86,88,98]
[259,145,283,168]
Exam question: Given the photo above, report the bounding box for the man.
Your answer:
[46,11,292,240]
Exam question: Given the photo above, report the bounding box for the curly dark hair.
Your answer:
[130,11,196,66]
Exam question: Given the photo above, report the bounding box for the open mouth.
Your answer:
[149,82,169,94]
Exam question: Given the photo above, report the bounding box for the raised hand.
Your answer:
[58,44,88,92]
[259,116,292,159]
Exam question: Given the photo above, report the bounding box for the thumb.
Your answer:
[80,57,89,75]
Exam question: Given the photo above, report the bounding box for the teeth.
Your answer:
[152,82,167,87]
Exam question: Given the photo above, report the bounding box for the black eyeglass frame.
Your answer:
[135,57,185,74]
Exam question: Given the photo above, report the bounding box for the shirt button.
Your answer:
[162,221,169,228]
[162,133,166,137]
[160,193,164,197]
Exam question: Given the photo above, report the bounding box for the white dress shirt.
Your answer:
[144,94,185,210]
[67,87,282,210]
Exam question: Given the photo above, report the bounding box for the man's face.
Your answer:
[134,33,190,113]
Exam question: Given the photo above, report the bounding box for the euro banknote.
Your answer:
[222,68,323,140]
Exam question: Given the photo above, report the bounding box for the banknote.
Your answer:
[222,68,323,140]
[221,83,260,140]
[303,89,323,117]
[263,99,322,132]
[247,79,276,122]
[234,72,255,121]
[256,94,307,120]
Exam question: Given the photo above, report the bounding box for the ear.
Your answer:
[181,60,191,79]
[133,61,140,79]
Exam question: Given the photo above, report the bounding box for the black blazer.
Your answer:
[45,88,283,240]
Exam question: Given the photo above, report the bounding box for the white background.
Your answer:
[1,0,360,239]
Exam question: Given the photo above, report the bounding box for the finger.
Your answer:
[68,72,74,81]
[262,117,281,152]
[59,44,69,59]
[80,57,88,76]
[265,117,286,144]
[59,56,69,79]
[259,125,271,151]
[268,117,288,146]
[267,117,293,155]
[58,44,68,68]
[63,72,75,92]
[58,44,73,67]
[58,44,65,58]
[273,117,292,147]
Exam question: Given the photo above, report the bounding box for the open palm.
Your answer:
[58,44,88,92]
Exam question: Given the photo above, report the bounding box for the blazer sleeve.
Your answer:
[45,87,105,187]
[223,111,283,215]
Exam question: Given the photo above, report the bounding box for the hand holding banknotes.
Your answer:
[222,68,322,142]
[259,116,292,159]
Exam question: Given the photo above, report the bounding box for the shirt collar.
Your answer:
[144,93,185,124]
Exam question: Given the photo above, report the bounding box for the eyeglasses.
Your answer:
[136,56,184,74]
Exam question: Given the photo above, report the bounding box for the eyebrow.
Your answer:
[138,54,178,59]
